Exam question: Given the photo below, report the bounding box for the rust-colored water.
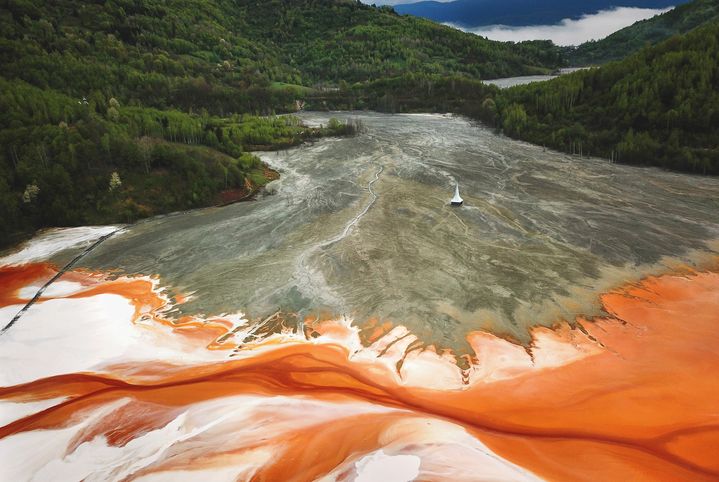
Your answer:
[1,262,718,481]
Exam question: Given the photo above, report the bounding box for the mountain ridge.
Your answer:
[567,0,719,64]
[395,0,689,28]
[483,19,719,174]
[0,0,563,246]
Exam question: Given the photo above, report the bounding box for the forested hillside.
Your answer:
[568,0,719,65]
[0,76,357,246]
[238,1,562,82]
[0,0,561,113]
[486,21,719,174]
[6,0,715,250]
[0,0,563,247]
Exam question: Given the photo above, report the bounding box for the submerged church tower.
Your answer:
[451,183,463,206]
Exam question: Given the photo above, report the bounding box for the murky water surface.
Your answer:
[74,113,719,347]
[484,75,556,88]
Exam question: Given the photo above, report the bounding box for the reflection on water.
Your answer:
[72,112,719,347]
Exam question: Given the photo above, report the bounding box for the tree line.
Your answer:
[481,21,719,175]
[0,0,564,247]
[0,77,355,247]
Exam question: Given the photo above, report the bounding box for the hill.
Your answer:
[568,0,719,65]
[482,20,719,174]
[0,0,562,112]
[394,0,686,28]
[0,0,564,247]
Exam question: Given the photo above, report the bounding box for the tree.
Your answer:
[137,136,153,174]
[502,104,528,136]
[109,171,122,191]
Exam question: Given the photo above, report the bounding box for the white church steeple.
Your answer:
[451,183,463,206]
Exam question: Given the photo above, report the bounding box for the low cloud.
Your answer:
[366,0,453,4]
[451,7,671,46]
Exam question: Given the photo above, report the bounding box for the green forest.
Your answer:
[1,0,718,248]
[566,0,719,65]
[0,76,359,246]
[0,0,562,113]
[486,21,719,174]
[0,0,564,247]
[324,15,719,176]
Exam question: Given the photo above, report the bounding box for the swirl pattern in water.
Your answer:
[1,113,718,481]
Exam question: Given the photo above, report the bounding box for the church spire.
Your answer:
[451,183,463,206]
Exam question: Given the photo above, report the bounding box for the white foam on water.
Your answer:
[0,294,137,386]
[354,450,420,482]
[0,292,230,386]
[0,399,128,481]
[0,397,67,427]
[0,304,21,329]
[319,417,541,482]
[17,281,86,299]
[0,226,122,266]
[134,465,256,482]
[0,395,401,482]
[0,266,545,481]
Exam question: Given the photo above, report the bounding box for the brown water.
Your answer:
[3,112,719,482]
[70,112,719,348]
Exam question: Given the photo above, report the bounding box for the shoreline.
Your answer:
[0,118,356,254]
[1,260,718,480]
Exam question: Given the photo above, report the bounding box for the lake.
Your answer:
[76,112,719,348]
[485,68,592,88]
[2,112,719,481]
